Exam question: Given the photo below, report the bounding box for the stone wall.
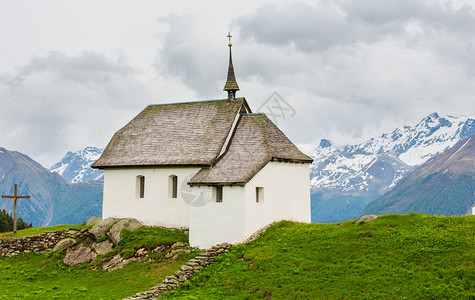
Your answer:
[124,243,232,300]
[0,229,84,257]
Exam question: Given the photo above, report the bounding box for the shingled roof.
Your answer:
[188,113,313,186]
[92,98,313,185]
[92,98,250,168]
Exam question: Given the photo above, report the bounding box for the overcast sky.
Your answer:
[1,0,474,168]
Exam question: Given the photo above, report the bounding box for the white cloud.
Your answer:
[226,0,475,148]
[0,51,193,167]
[0,0,474,166]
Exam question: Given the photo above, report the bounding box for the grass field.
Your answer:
[0,224,88,239]
[0,214,473,299]
[166,214,475,299]
[0,226,194,299]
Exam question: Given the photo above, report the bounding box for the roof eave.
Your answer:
[188,181,246,187]
[271,157,314,163]
[91,163,211,170]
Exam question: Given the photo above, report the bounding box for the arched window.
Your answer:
[168,175,178,199]
[136,175,145,198]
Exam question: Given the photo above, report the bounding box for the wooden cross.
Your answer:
[2,184,30,234]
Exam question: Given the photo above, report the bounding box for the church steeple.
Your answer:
[223,32,240,100]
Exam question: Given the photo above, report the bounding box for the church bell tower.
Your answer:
[223,32,240,100]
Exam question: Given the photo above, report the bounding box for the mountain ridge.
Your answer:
[363,134,475,216]
[310,113,475,222]
[0,147,102,226]
[50,147,104,183]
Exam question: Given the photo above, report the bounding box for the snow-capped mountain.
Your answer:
[363,134,475,217]
[1,147,102,226]
[310,113,475,223]
[50,147,104,183]
[346,113,475,166]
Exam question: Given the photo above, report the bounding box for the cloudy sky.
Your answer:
[1,0,474,168]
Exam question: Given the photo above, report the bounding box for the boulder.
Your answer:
[89,218,116,239]
[63,244,97,267]
[109,218,143,245]
[52,238,77,254]
[355,215,378,224]
[94,240,114,255]
[86,216,102,226]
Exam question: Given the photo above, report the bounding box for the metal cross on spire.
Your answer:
[227,32,232,45]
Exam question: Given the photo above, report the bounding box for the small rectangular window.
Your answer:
[172,176,178,198]
[256,187,264,203]
[140,177,145,198]
[136,176,145,198]
[168,175,178,199]
[216,186,223,203]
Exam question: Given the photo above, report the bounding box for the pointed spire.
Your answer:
[224,32,240,100]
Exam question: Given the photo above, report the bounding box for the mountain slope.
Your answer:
[0,147,102,226]
[50,147,104,182]
[310,113,475,222]
[363,135,475,216]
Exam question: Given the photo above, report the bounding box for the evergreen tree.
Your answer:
[0,211,9,232]
[0,209,33,233]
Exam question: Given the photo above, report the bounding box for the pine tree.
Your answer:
[0,211,9,232]
[0,209,33,233]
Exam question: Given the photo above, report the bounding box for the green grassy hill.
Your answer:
[0,226,194,299]
[167,214,474,299]
[0,214,473,299]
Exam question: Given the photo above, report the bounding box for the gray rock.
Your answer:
[355,215,378,224]
[52,238,77,254]
[66,230,79,236]
[108,218,143,245]
[89,218,116,239]
[180,265,193,271]
[151,245,168,253]
[83,236,96,246]
[86,216,102,226]
[63,244,97,267]
[106,257,134,272]
[102,254,123,270]
[94,240,114,255]
[171,242,185,249]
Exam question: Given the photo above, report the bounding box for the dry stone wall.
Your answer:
[0,229,82,257]
[124,243,232,300]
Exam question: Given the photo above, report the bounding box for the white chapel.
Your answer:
[92,36,313,248]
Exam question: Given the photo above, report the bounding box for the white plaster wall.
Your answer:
[244,162,311,238]
[189,185,246,249]
[102,167,201,228]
